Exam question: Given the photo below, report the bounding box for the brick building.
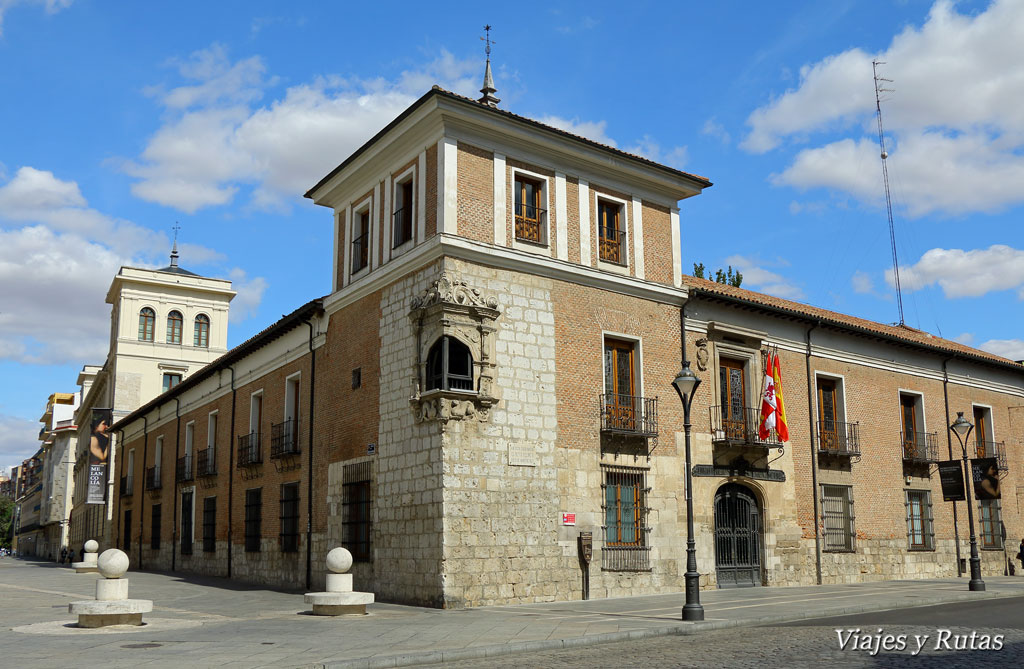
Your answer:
[110,79,1024,607]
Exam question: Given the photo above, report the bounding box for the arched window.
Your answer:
[167,310,183,344]
[194,314,210,348]
[425,336,474,391]
[138,307,155,342]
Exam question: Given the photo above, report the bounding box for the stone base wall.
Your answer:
[176,541,229,578]
[229,538,306,590]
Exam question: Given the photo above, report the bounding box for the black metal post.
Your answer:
[681,391,704,621]
[960,447,986,591]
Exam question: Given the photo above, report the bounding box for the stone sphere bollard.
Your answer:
[326,547,353,574]
[84,539,99,554]
[97,549,130,579]
[304,546,373,616]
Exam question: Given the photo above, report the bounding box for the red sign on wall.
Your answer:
[562,512,576,526]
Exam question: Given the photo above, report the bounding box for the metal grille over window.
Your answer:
[150,504,161,550]
[202,497,216,553]
[904,490,934,550]
[821,484,855,552]
[343,461,372,562]
[601,465,650,571]
[244,488,262,552]
[426,336,474,391]
[279,482,300,553]
[979,499,1003,549]
[180,491,193,556]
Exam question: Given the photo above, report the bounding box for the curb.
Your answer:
[319,589,1022,668]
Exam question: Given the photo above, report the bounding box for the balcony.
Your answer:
[145,466,162,491]
[237,432,262,467]
[195,448,216,477]
[817,420,861,457]
[901,431,939,464]
[514,204,545,244]
[392,207,412,247]
[176,455,193,483]
[120,475,133,497]
[975,440,1008,471]
[710,406,782,448]
[598,228,626,264]
[270,419,300,458]
[600,394,658,438]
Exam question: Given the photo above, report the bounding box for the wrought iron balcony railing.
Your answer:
[237,432,262,467]
[817,420,861,457]
[901,431,939,464]
[600,394,658,437]
[975,440,1008,471]
[120,475,133,497]
[195,448,216,477]
[176,455,193,483]
[514,204,546,243]
[351,231,369,273]
[598,228,626,264]
[270,419,300,458]
[392,207,412,246]
[710,406,783,447]
[145,465,161,491]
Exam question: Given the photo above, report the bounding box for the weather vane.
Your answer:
[172,221,181,244]
[481,24,495,56]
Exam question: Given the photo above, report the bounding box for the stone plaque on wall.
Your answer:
[508,443,538,467]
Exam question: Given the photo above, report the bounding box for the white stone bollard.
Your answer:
[303,547,374,616]
[72,539,100,573]
[68,548,153,628]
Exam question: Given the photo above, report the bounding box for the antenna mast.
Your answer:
[873,60,904,326]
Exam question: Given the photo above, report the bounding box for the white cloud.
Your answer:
[535,115,618,147]
[744,0,1024,217]
[952,332,975,346]
[851,270,874,294]
[724,254,805,300]
[0,0,72,36]
[701,118,731,145]
[0,413,42,476]
[978,338,1024,361]
[228,268,268,323]
[889,244,1024,298]
[625,136,688,170]
[124,47,482,214]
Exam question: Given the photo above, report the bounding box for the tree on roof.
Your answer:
[693,263,742,287]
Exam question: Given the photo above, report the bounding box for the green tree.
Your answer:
[0,496,13,550]
[694,263,742,287]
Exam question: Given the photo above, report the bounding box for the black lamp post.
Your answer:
[950,411,985,592]
[673,361,704,621]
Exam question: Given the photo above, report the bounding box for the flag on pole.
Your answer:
[758,350,777,440]
[772,348,790,442]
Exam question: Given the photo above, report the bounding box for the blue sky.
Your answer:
[2,0,1022,472]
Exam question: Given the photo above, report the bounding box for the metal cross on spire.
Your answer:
[170,221,181,267]
[478,25,500,107]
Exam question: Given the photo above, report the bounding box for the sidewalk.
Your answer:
[2,556,1022,668]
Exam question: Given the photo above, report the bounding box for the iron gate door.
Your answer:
[714,483,761,588]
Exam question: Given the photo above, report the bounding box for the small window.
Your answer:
[279,482,300,553]
[194,314,210,348]
[244,488,262,552]
[351,368,361,389]
[821,484,855,552]
[905,490,934,550]
[180,491,193,556]
[343,473,372,562]
[393,178,414,247]
[202,497,216,553]
[514,175,545,244]
[979,499,1002,549]
[167,310,183,344]
[138,307,155,341]
[352,209,370,274]
[163,373,182,393]
[150,503,161,550]
[426,336,474,391]
[597,199,625,264]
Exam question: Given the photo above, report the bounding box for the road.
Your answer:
[427,596,1024,668]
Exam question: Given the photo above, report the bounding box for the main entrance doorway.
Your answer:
[713,483,762,588]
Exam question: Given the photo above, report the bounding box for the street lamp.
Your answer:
[950,411,985,592]
[672,361,704,621]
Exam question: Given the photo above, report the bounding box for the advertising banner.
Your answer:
[86,408,112,505]
[971,457,1001,500]
[937,460,966,502]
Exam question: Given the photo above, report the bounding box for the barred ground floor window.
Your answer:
[601,464,650,571]
[245,488,262,552]
[343,460,373,562]
[280,482,300,553]
[202,496,216,553]
[123,509,132,551]
[180,490,193,556]
[905,490,934,550]
[150,503,161,550]
[979,499,1003,549]
[821,484,855,552]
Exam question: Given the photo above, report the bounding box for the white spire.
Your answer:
[478,25,500,107]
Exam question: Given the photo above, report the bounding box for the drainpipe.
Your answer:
[115,429,125,549]
[942,358,963,577]
[227,366,236,579]
[172,398,180,572]
[139,415,148,568]
[804,320,822,585]
[302,317,317,591]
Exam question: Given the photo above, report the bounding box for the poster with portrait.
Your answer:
[86,408,113,505]
[971,457,1001,500]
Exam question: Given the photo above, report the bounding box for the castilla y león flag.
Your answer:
[758,351,778,440]
[772,351,789,441]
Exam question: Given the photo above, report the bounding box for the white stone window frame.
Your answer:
[896,388,927,435]
[904,488,935,551]
[249,390,264,436]
[593,191,630,275]
[971,402,996,444]
[348,196,373,280]
[192,312,211,348]
[813,371,851,449]
[712,341,762,414]
[600,330,645,400]
[284,372,301,424]
[387,165,417,260]
[510,166,553,258]
[138,304,158,342]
